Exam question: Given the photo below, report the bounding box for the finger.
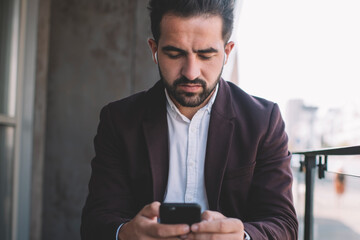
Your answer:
[201,210,225,221]
[179,234,189,239]
[140,201,161,219]
[147,223,190,238]
[191,218,244,234]
[187,232,242,240]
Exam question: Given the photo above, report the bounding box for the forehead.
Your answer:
[158,14,224,49]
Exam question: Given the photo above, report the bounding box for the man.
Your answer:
[81,0,298,239]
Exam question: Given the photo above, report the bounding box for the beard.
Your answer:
[159,67,223,108]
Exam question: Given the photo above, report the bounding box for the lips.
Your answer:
[178,84,202,92]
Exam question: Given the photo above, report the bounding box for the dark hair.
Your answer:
[148,0,235,43]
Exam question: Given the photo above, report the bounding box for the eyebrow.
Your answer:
[161,45,218,54]
[162,46,186,54]
[196,47,218,54]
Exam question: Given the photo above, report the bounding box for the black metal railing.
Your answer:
[293,145,360,240]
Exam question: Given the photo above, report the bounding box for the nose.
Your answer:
[181,55,201,80]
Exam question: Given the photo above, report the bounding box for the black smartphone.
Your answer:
[160,203,201,225]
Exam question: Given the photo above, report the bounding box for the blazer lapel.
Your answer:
[141,79,236,207]
[142,81,169,202]
[205,79,235,211]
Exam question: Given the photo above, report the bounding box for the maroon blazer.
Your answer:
[81,79,298,239]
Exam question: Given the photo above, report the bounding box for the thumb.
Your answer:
[140,201,160,220]
[201,210,225,221]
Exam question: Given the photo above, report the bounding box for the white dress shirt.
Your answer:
[163,84,218,212]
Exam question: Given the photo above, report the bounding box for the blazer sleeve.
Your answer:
[244,103,298,239]
[81,105,134,240]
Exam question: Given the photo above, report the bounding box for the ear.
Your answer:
[148,38,158,64]
[224,41,235,64]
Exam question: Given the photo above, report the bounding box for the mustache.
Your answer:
[173,76,206,87]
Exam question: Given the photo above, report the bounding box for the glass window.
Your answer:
[1,0,17,239]
[0,0,15,116]
[0,125,15,240]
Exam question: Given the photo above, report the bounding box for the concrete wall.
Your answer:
[31,0,50,239]
[42,0,158,239]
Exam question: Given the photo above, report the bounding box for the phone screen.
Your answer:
[160,203,201,225]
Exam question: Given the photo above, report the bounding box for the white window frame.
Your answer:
[1,0,38,239]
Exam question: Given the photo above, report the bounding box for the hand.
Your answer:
[186,210,245,240]
[118,201,191,240]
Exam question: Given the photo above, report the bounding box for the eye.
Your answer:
[165,51,185,59]
[199,55,212,60]
[198,54,214,60]
[167,54,182,59]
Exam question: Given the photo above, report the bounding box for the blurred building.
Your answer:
[286,99,320,151]
[286,98,360,151]
[321,104,360,147]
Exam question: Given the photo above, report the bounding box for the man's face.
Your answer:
[149,14,234,108]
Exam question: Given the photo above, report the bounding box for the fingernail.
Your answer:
[192,224,199,232]
[184,225,190,232]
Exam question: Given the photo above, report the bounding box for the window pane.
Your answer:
[0,125,14,240]
[0,0,15,116]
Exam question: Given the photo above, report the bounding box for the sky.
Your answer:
[232,0,360,113]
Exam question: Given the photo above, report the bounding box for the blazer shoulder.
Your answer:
[224,81,286,142]
[225,81,287,157]
[93,92,148,137]
[226,81,276,116]
[106,91,148,115]
[100,80,165,125]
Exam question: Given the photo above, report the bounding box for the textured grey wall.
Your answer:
[43,0,158,239]
[31,0,50,239]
